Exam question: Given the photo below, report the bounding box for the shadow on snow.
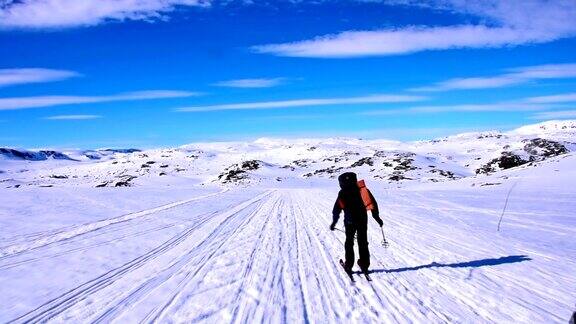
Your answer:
[366,255,532,274]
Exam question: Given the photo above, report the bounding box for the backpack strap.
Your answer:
[357,180,375,210]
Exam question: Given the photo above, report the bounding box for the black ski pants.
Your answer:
[344,223,370,270]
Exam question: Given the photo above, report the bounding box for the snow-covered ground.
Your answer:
[1,121,575,322]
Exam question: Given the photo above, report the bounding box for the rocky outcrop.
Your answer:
[389,172,412,181]
[476,152,528,175]
[350,157,374,168]
[218,160,263,183]
[392,153,418,171]
[303,166,344,178]
[96,175,137,187]
[429,168,458,179]
[523,138,568,160]
[476,139,569,175]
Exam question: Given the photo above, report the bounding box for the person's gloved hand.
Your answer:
[330,223,336,231]
[375,216,383,227]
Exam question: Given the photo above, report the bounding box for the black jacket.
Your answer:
[332,186,381,226]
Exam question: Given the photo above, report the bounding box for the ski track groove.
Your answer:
[1,191,257,271]
[87,191,274,323]
[307,192,413,323]
[0,189,229,259]
[377,190,569,323]
[3,188,573,323]
[8,191,270,323]
[375,193,509,322]
[292,191,372,322]
[312,190,517,322]
[0,222,177,270]
[133,191,276,323]
[228,193,284,323]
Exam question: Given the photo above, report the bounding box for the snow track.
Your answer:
[1,188,575,323]
[0,189,228,258]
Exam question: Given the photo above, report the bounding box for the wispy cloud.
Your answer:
[44,114,102,120]
[530,110,576,120]
[524,92,576,104]
[0,90,199,110]
[0,0,210,29]
[363,91,576,116]
[254,25,557,58]
[364,102,552,116]
[254,0,576,58]
[176,94,427,112]
[0,68,80,87]
[212,78,288,88]
[412,63,576,91]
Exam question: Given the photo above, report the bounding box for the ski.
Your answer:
[363,271,372,281]
[339,259,355,282]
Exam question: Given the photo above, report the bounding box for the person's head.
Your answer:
[338,172,357,190]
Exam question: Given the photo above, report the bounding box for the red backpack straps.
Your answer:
[357,180,375,210]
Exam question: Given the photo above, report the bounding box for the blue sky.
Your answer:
[1,0,576,149]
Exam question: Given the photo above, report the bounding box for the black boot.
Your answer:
[343,261,353,274]
[357,259,369,273]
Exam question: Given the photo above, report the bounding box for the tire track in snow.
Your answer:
[0,189,229,259]
[303,190,417,323]
[309,189,477,322]
[145,190,368,322]
[226,193,285,323]
[92,191,276,323]
[9,191,270,323]
[0,190,250,271]
[371,190,564,322]
[0,223,177,270]
[373,191,498,321]
[290,190,369,322]
[6,187,570,322]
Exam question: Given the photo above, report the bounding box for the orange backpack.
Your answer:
[337,179,375,211]
[357,180,375,211]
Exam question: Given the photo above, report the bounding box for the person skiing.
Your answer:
[330,172,383,276]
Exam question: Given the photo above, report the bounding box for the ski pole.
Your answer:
[380,227,389,248]
[335,227,357,240]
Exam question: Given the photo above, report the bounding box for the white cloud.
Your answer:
[409,103,549,113]
[361,92,576,116]
[364,102,552,115]
[44,114,102,120]
[402,0,576,34]
[0,90,199,110]
[254,0,576,58]
[212,78,287,88]
[0,0,209,29]
[525,93,576,104]
[0,68,80,87]
[530,110,576,120]
[412,63,576,91]
[254,25,558,58]
[176,94,426,112]
[114,90,200,99]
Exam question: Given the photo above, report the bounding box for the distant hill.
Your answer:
[1,120,574,188]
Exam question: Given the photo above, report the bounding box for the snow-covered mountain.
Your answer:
[1,120,575,189]
[512,119,576,140]
[1,121,575,323]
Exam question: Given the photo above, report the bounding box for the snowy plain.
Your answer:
[0,121,575,323]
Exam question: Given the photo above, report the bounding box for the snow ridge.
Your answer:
[0,120,575,188]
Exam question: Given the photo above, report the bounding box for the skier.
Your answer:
[330,172,383,277]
